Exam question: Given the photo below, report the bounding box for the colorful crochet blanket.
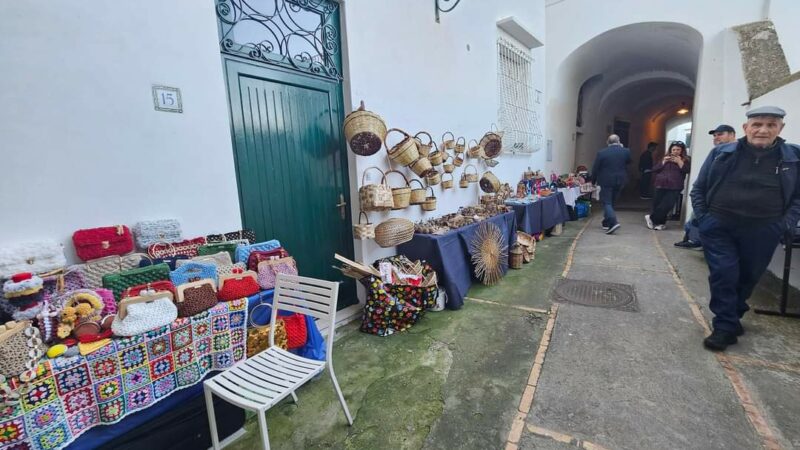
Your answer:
[0,299,248,450]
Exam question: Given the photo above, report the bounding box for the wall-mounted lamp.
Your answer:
[676,108,689,115]
[435,0,462,23]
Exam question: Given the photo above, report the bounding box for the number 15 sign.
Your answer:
[152,85,183,113]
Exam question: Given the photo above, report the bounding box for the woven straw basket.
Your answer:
[409,179,427,205]
[386,170,411,210]
[344,101,387,156]
[359,166,394,212]
[353,211,375,240]
[374,218,415,248]
[468,139,483,158]
[414,131,433,157]
[480,131,503,159]
[454,136,466,154]
[510,243,524,269]
[426,170,442,186]
[410,157,434,177]
[465,164,479,183]
[454,153,465,167]
[480,171,501,193]
[385,128,419,166]
[441,131,455,150]
[422,187,437,211]
[428,145,444,165]
[443,155,455,173]
[459,173,469,188]
[441,173,454,189]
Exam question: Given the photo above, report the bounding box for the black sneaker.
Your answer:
[605,224,621,234]
[703,329,738,351]
[674,240,702,250]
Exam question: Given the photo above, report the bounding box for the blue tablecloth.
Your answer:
[507,192,570,234]
[397,212,516,310]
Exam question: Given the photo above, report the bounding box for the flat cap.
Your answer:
[746,106,786,118]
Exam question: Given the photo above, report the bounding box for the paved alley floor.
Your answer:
[224,209,800,450]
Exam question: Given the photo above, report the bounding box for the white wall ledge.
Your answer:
[497,16,543,49]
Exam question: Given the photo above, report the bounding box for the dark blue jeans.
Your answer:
[600,184,624,227]
[699,215,783,332]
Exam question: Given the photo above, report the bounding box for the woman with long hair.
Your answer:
[645,141,691,230]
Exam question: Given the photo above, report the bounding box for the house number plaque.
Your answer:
[152,85,183,113]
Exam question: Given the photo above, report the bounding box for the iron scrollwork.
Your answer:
[435,0,462,23]
[217,0,342,80]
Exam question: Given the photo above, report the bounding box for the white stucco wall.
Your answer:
[0,1,242,261]
[341,0,547,264]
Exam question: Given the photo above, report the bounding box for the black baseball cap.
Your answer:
[708,124,735,135]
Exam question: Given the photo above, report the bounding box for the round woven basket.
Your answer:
[480,131,503,159]
[343,101,387,156]
[468,139,483,158]
[479,171,500,193]
[414,131,433,157]
[385,128,419,166]
[422,187,437,211]
[410,157,434,177]
[426,170,442,186]
[353,211,375,240]
[443,155,455,173]
[454,136,466,154]
[510,243,524,269]
[408,179,427,205]
[459,173,469,188]
[374,218,415,248]
[465,164,479,183]
[428,144,444,166]
[386,170,411,210]
[454,153,464,167]
[441,131,455,150]
[359,166,394,212]
[441,172,454,189]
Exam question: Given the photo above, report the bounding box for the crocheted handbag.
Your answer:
[207,229,256,245]
[217,269,260,301]
[3,273,45,313]
[246,302,288,358]
[0,240,66,280]
[198,242,241,261]
[282,313,308,349]
[111,290,177,337]
[235,239,282,264]
[148,237,207,259]
[257,258,298,290]
[133,219,183,248]
[121,280,177,301]
[0,320,46,378]
[101,263,171,301]
[246,248,290,271]
[75,253,146,289]
[139,254,189,270]
[41,267,87,300]
[72,225,134,262]
[170,262,218,287]
[175,280,218,318]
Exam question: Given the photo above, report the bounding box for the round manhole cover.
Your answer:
[553,279,638,312]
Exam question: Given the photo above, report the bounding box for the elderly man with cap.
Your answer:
[675,124,738,250]
[691,106,800,351]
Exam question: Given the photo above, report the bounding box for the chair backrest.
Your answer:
[270,273,339,344]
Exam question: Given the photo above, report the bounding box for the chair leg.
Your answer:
[328,364,353,425]
[290,391,298,403]
[257,409,271,450]
[204,387,221,450]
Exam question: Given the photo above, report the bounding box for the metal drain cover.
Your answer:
[553,279,638,312]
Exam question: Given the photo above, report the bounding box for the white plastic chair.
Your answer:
[203,273,353,449]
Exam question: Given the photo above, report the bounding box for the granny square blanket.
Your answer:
[0,299,248,450]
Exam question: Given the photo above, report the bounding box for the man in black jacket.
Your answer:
[591,134,632,234]
[691,106,800,351]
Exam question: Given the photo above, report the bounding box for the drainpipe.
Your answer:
[762,0,771,20]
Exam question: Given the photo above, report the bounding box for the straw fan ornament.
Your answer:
[469,223,508,286]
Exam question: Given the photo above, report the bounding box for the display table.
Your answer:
[505,192,571,235]
[557,186,583,208]
[1,300,248,450]
[397,211,516,310]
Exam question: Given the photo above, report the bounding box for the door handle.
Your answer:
[336,194,347,219]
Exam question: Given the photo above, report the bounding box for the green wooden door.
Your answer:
[224,58,356,308]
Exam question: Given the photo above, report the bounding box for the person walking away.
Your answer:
[645,141,690,230]
[675,125,737,249]
[691,106,800,351]
[591,134,631,234]
[639,142,657,199]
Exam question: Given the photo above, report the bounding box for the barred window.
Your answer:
[497,37,543,153]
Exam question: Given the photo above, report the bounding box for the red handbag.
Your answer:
[247,248,290,271]
[147,237,207,259]
[121,280,177,300]
[72,225,134,262]
[281,313,308,349]
[217,269,260,301]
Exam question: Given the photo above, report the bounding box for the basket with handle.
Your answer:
[409,179,427,205]
[353,211,375,240]
[441,131,455,150]
[409,157,434,177]
[443,154,455,173]
[454,136,466,154]
[465,164,479,183]
[454,152,465,167]
[385,128,419,166]
[441,172,454,189]
[468,139,483,158]
[359,166,395,211]
[414,131,433,157]
[422,187,437,211]
[425,169,442,186]
[386,170,412,210]
[480,129,503,159]
[374,218,415,248]
[459,172,469,188]
[343,100,387,156]
[428,142,444,166]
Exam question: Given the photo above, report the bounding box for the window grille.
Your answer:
[497,37,543,153]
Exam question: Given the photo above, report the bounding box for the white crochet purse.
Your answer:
[0,241,66,280]
[111,290,177,337]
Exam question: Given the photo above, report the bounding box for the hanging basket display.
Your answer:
[468,139,483,158]
[386,170,412,210]
[426,169,442,187]
[441,131,456,151]
[464,164,479,183]
[410,157,435,177]
[454,136,466,154]
[408,179,427,205]
[422,187,437,212]
[443,155,455,174]
[359,166,394,212]
[453,153,465,167]
[469,222,508,285]
[353,211,375,240]
[343,101,387,156]
[414,131,433,157]
[385,128,420,166]
[459,173,469,188]
[428,143,444,166]
[441,172,454,189]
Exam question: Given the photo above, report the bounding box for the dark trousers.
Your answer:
[650,188,681,225]
[699,215,782,332]
[639,172,652,198]
[600,184,624,227]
